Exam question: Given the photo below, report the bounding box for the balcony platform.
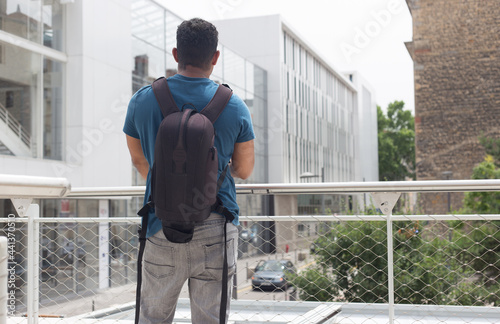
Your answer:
[8,301,500,324]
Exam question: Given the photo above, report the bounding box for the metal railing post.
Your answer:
[27,204,40,324]
[387,209,395,324]
[371,192,400,324]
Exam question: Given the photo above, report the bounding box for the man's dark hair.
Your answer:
[176,18,218,70]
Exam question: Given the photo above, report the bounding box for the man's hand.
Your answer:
[231,140,254,180]
[126,135,149,180]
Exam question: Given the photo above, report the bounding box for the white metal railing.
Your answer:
[0,174,70,199]
[66,179,500,197]
[2,175,500,323]
[0,102,31,148]
[0,174,70,324]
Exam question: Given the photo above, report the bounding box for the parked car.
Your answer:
[251,259,296,291]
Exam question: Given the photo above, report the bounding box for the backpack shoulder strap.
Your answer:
[151,77,179,117]
[201,84,233,124]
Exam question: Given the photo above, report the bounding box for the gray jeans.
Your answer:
[139,213,238,324]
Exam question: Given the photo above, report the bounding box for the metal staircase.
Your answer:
[0,142,14,155]
[0,102,31,157]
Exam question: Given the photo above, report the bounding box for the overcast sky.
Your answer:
[158,0,415,113]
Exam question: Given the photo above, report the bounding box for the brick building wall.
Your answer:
[405,0,500,213]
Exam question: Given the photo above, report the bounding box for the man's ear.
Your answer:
[172,48,179,62]
[212,50,220,66]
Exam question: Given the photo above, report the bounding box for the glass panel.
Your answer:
[43,57,63,160]
[212,51,223,81]
[245,61,254,96]
[166,53,177,77]
[230,84,245,100]
[252,137,267,182]
[42,0,64,50]
[132,39,164,92]
[222,47,245,90]
[0,0,63,49]
[252,96,266,129]
[165,13,181,53]
[131,0,164,50]
[0,41,40,156]
[254,66,266,99]
[0,0,42,43]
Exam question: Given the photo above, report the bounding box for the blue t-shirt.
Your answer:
[123,74,255,237]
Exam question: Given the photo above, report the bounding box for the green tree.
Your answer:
[292,221,492,305]
[291,221,388,302]
[458,136,500,298]
[463,156,500,212]
[478,136,500,167]
[463,136,500,213]
[378,101,415,181]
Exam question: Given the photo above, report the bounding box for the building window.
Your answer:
[6,91,13,108]
[43,58,63,160]
[283,32,286,64]
[0,43,41,157]
[0,1,65,50]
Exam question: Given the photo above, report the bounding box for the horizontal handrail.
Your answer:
[0,174,71,199]
[66,179,500,198]
[1,214,500,223]
[67,186,146,197]
[1,176,500,199]
[235,179,500,194]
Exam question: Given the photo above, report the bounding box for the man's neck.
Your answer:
[178,65,211,79]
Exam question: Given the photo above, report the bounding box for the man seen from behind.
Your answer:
[123,18,255,324]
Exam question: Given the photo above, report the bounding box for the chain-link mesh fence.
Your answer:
[2,220,139,319]
[1,197,500,323]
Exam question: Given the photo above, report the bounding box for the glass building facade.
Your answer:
[281,30,357,214]
[282,31,356,184]
[130,0,268,217]
[0,0,65,159]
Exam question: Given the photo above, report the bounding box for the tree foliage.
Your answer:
[378,101,415,181]
[458,136,500,291]
[478,136,500,167]
[292,220,498,305]
[463,136,500,213]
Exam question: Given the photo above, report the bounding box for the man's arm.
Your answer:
[231,139,254,180]
[126,135,149,180]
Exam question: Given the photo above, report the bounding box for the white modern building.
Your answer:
[213,16,378,211]
[214,15,378,186]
